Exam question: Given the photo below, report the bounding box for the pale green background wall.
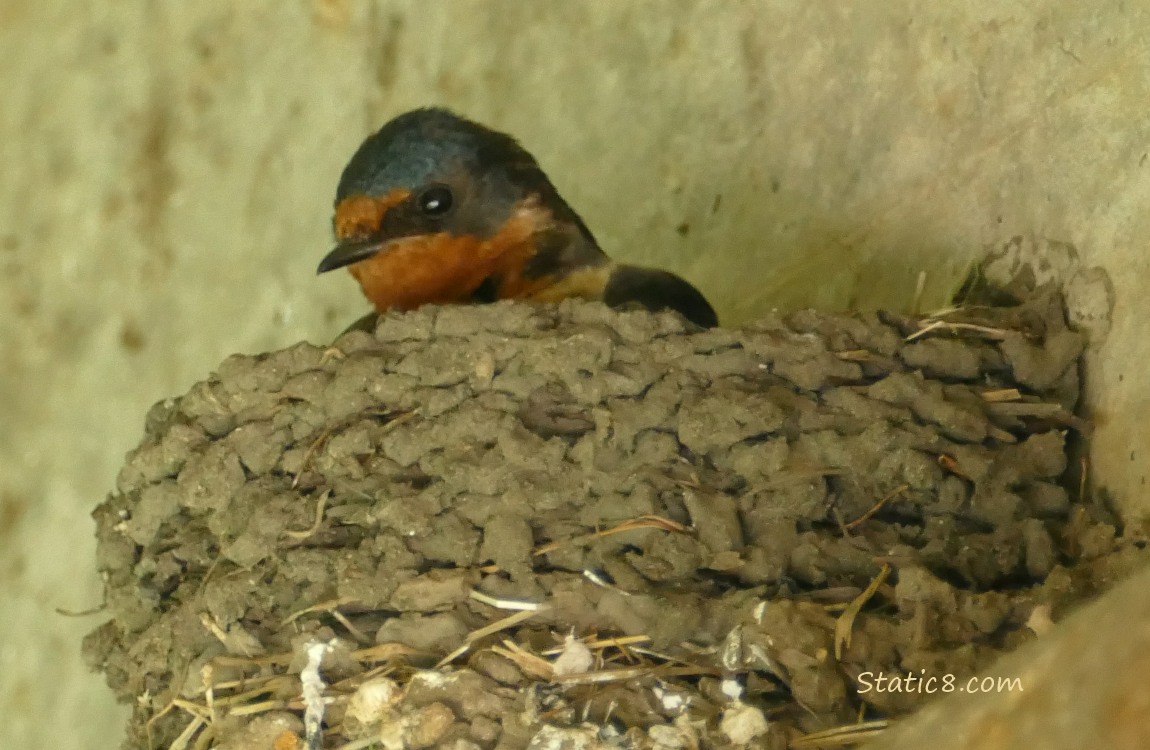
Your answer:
[2,2,1148,747]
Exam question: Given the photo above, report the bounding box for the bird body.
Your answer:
[318,108,717,328]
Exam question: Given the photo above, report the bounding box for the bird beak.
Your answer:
[316,238,390,274]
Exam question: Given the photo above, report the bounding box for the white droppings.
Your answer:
[720,678,744,701]
[719,703,769,745]
[346,676,401,724]
[409,669,454,688]
[552,633,594,676]
[301,639,334,749]
[653,684,688,713]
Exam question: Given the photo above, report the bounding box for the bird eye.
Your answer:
[418,185,454,217]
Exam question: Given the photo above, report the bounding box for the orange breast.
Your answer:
[348,201,551,312]
[349,234,514,310]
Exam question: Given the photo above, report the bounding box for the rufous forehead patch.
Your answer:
[333,189,410,240]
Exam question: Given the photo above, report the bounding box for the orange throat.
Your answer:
[344,201,557,312]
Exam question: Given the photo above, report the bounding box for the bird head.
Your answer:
[317,108,603,311]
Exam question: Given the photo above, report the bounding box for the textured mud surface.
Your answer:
[86,294,1144,749]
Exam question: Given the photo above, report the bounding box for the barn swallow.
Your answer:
[317,108,718,328]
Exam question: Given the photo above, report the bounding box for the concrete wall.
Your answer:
[1,2,1147,747]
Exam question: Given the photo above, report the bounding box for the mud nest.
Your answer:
[86,293,1134,750]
